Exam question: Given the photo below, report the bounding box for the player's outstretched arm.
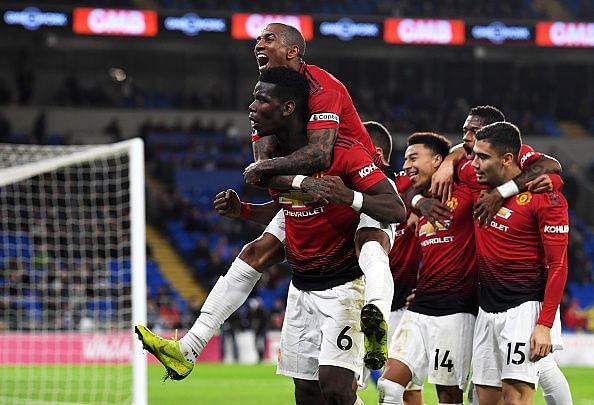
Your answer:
[244,127,338,185]
[213,189,280,225]
[474,155,562,227]
[303,176,406,224]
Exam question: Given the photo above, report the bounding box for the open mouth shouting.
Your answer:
[256,53,269,71]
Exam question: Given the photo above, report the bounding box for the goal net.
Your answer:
[0,139,146,404]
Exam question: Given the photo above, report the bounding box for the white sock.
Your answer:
[359,241,393,320]
[377,378,405,405]
[179,258,261,362]
[353,395,364,405]
[539,357,573,405]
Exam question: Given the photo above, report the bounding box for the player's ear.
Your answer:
[282,100,296,116]
[432,153,444,168]
[286,45,299,61]
[375,146,384,161]
[502,152,515,167]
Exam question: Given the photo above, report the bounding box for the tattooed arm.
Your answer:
[244,128,337,185]
[512,154,562,192]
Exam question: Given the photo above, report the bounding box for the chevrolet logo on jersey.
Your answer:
[496,207,513,219]
[418,220,451,237]
[279,190,317,208]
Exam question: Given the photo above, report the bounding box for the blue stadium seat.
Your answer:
[86,298,116,320]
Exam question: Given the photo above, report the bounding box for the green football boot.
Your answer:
[360,303,388,370]
[135,325,194,381]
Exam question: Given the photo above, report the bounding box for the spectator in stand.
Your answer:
[104,118,123,142]
[248,297,269,362]
[270,297,286,330]
[563,299,588,331]
[158,296,182,330]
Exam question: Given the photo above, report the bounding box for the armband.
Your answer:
[350,191,363,211]
[411,194,423,209]
[496,180,519,199]
[240,202,252,220]
[291,175,307,190]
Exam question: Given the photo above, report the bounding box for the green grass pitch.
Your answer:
[150,364,593,404]
[1,364,593,403]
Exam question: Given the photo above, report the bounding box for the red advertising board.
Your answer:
[231,13,313,40]
[536,21,594,47]
[384,18,465,45]
[73,8,158,37]
[0,332,221,364]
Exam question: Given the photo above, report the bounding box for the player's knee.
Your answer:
[502,383,532,405]
[318,367,356,404]
[293,379,323,405]
[319,381,354,405]
[436,385,463,403]
[403,389,423,405]
[377,377,405,405]
[238,234,283,270]
[355,228,390,254]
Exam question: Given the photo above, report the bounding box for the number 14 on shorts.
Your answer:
[434,348,454,372]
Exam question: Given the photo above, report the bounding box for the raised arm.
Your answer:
[428,143,465,202]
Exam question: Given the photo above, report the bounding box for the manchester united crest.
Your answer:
[516,192,532,206]
[445,196,459,211]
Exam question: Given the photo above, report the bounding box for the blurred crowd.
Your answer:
[155,0,544,19]
[42,0,592,20]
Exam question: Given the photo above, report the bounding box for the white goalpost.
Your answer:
[0,139,147,404]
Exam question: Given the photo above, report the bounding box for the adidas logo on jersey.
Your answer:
[358,163,378,178]
[544,225,569,234]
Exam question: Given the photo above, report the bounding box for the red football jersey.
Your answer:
[388,172,419,310]
[252,62,375,155]
[275,137,386,291]
[389,211,420,311]
[475,190,569,326]
[457,144,543,193]
[409,183,478,316]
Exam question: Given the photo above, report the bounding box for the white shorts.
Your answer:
[471,301,564,388]
[264,209,285,243]
[388,307,423,391]
[357,213,397,247]
[389,310,476,389]
[388,307,406,343]
[277,278,365,381]
[357,307,423,391]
